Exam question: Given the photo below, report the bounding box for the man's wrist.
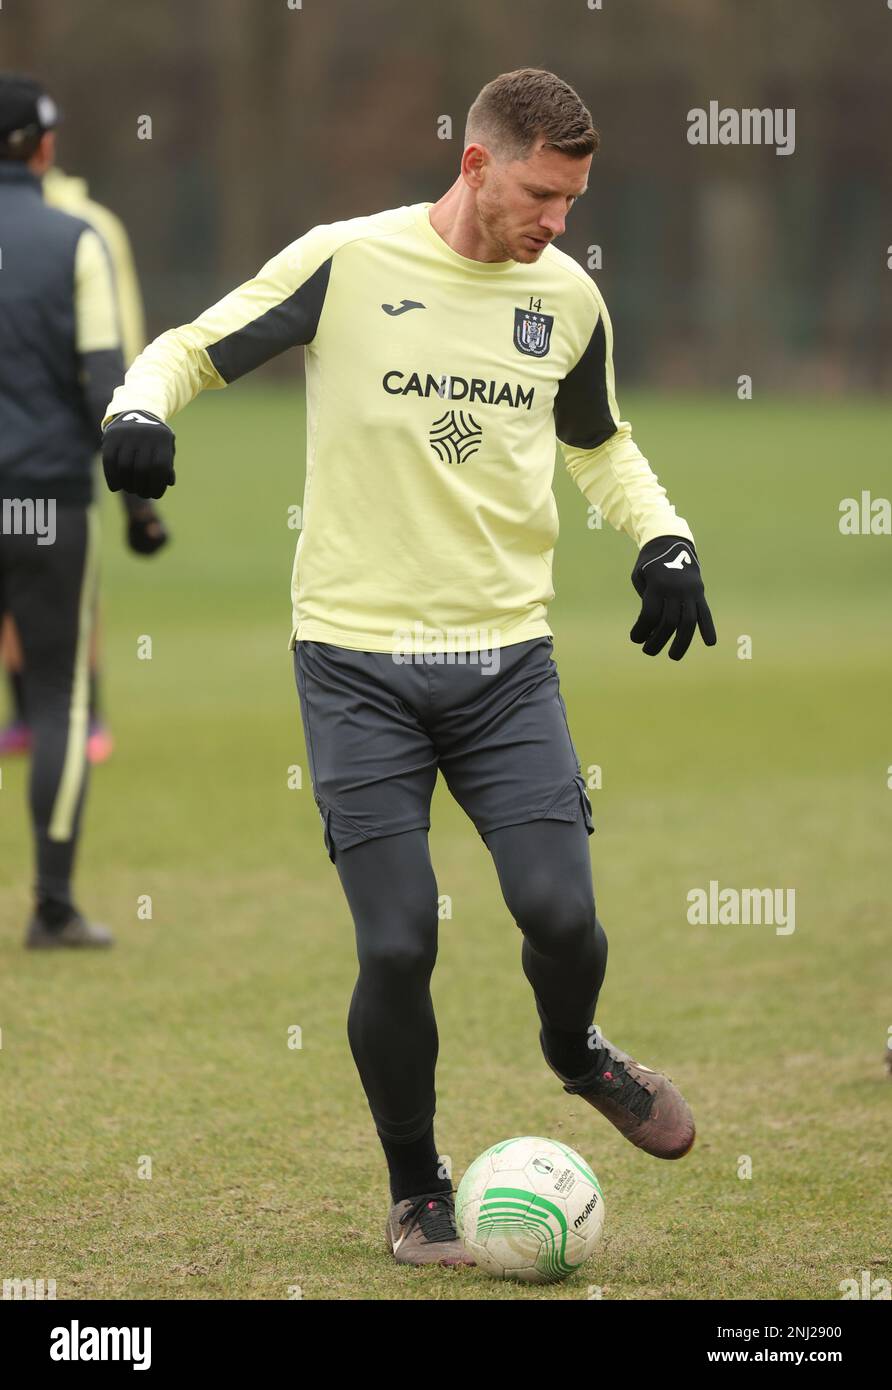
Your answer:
[637,523,695,550]
[120,491,151,518]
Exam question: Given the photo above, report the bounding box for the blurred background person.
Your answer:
[0,95,168,765]
[0,72,164,947]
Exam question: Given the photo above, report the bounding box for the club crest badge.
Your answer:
[513,307,554,358]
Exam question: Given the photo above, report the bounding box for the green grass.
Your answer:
[1,387,889,1299]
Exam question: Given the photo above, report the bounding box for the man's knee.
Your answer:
[505,861,596,954]
[357,928,438,981]
[353,883,440,981]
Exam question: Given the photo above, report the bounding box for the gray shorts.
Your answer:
[293,637,594,863]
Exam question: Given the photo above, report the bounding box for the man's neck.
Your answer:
[427,180,508,264]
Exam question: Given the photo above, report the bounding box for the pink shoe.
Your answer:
[87,721,114,764]
[0,720,31,755]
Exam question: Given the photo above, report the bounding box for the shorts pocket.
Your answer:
[574,772,595,835]
[314,795,338,864]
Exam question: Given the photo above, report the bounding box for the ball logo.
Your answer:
[532,1156,554,1175]
[574,1193,600,1228]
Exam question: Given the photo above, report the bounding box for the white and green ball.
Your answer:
[455,1136,605,1283]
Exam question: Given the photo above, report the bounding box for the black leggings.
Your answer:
[334,814,608,1144]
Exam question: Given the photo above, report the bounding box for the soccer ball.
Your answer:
[455,1136,605,1283]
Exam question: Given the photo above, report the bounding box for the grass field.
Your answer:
[1,385,889,1300]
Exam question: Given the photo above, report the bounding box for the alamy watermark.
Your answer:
[1,497,56,544]
[687,881,796,935]
[3,1276,56,1299]
[390,623,501,674]
[50,1321,152,1370]
[838,491,890,535]
[687,102,795,157]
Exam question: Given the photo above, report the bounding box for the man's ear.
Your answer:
[29,129,56,176]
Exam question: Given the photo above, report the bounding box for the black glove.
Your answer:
[630,535,716,661]
[126,501,169,556]
[102,410,176,500]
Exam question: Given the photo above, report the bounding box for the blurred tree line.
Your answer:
[5,0,891,390]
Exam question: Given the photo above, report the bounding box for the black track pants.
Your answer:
[0,504,97,911]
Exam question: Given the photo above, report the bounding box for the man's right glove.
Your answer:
[630,535,717,661]
[102,410,176,500]
[125,499,170,556]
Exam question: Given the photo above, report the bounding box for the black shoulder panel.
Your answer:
[206,255,333,383]
[553,313,618,450]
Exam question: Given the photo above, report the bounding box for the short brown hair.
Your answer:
[465,68,599,163]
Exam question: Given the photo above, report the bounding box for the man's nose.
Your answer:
[539,208,566,238]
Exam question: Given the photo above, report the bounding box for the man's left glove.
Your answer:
[630,535,716,661]
[102,410,176,500]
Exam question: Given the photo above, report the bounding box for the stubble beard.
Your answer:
[476,191,520,264]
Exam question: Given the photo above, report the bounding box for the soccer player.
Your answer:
[0,73,163,947]
[101,69,716,1263]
